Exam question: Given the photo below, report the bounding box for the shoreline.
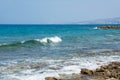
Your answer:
[45,62,120,80]
[44,51,120,80]
[0,50,120,80]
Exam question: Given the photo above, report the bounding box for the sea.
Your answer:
[0,24,120,80]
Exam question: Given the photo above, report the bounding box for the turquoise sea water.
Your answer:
[0,24,120,80]
[0,25,120,59]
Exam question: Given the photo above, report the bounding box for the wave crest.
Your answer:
[93,27,98,29]
[35,36,62,43]
[0,36,62,48]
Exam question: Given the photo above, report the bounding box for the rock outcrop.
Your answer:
[80,62,120,80]
[98,26,120,30]
[45,62,120,80]
[45,77,58,80]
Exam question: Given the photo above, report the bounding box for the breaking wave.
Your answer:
[0,36,62,48]
[34,36,62,43]
[93,27,98,29]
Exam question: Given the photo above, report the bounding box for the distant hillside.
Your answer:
[77,17,120,24]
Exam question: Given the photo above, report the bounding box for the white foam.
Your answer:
[60,65,80,74]
[1,55,120,80]
[7,74,43,80]
[0,43,7,46]
[7,71,59,80]
[21,40,25,44]
[93,27,98,29]
[35,36,62,43]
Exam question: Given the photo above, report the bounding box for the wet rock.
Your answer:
[98,26,120,30]
[91,76,106,80]
[45,62,120,80]
[81,68,93,75]
[105,70,111,77]
[45,77,58,80]
[30,65,40,69]
[106,78,118,80]
[74,78,82,80]
[58,73,81,80]
[80,62,120,79]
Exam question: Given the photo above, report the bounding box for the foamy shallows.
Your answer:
[0,55,120,80]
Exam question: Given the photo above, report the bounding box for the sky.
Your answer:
[0,0,120,24]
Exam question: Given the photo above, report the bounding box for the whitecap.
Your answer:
[21,40,25,44]
[0,43,7,46]
[93,27,98,29]
[35,36,62,43]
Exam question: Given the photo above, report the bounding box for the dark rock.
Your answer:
[30,65,40,69]
[81,68,93,75]
[80,62,120,79]
[98,26,120,30]
[45,62,120,80]
[45,77,58,80]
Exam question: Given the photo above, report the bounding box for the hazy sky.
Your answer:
[0,0,120,24]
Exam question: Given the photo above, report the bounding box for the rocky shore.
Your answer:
[98,26,120,30]
[45,62,120,80]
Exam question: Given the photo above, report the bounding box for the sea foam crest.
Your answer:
[0,36,62,47]
[35,36,62,43]
[93,27,98,29]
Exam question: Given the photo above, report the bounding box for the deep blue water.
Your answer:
[0,24,120,60]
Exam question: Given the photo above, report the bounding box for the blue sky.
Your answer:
[0,0,120,24]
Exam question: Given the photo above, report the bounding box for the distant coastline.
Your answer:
[0,17,120,25]
[0,24,120,26]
